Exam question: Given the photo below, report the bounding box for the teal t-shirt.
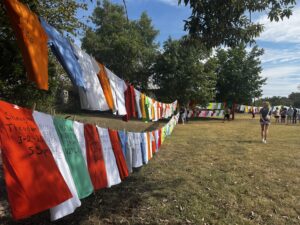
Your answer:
[53,117,93,199]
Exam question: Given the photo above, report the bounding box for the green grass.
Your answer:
[0,114,300,225]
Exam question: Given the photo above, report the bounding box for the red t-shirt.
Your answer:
[151,131,157,154]
[158,129,162,149]
[108,129,128,180]
[0,100,72,219]
[123,84,137,121]
[84,124,108,190]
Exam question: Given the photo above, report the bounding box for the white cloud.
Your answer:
[257,7,300,43]
[261,46,300,64]
[156,0,179,6]
[261,65,300,96]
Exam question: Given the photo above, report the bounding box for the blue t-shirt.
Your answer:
[40,18,85,89]
[117,130,127,157]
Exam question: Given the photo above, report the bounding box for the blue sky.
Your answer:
[78,0,300,97]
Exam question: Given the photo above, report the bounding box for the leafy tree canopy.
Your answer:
[179,0,296,48]
[0,0,87,111]
[215,45,266,106]
[81,0,159,90]
[154,37,217,105]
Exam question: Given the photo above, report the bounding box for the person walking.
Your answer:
[223,107,231,122]
[293,107,297,124]
[287,106,294,124]
[260,101,272,144]
[280,108,287,123]
[274,107,280,124]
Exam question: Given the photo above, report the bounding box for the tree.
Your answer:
[0,0,87,111]
[179,0,296,48]
[215,45,266,119]
[154,37,217,105]
[255,96,292,107]
[81,0,159,90]
[288,92,300,108]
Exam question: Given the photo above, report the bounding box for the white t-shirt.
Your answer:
[72,44,109,111]
[97,127,121,187]
[32,111,81,221]
[105,67,127,116]
[72,121,87,166]
[128,132,143,168]
[134,89,142,118]
[124,133,133,173]
[153,101,158,121]
[155,130,159,151]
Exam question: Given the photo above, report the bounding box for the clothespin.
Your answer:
[73,115,76,121]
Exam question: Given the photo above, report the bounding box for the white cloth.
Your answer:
[73,121,87,166]
[97,127,121,187]
[72,44,109,111]
[125,133,133,173]
[153,101,158,121]
[134,89,142,118]
[142,133,148,164]
[128,133,143,168]
[32,111,81,221]
[105,67,127,116]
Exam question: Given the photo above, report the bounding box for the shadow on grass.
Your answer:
[0,166,184,225]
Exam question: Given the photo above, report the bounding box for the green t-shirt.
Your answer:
[145,97,150,121]
[53,117,93,199]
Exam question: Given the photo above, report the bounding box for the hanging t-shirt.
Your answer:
[140,133,148,164]
[127,133,143,168]
[105,67,127,116]
[108,129,129,180]
[140,93,147,120]
[3,0,48,90]
[97,127,121,187]
[134,89,142,119]
[40,18,85,89]
[125,132,133,173]
[32,111,81,221]
[73,121,87,165]
[72,44,109,111]
[158,128,162,149]
[124,84,137,121]
[145,96,151,121]
[97,63,116,112]
[147,132,152,160]
[151,131,157,154]
[53,117,93,199]
[0,101,72,220]
[153,101,158,121]
[117,130,127,157]
[84,124,108,190]
[155,130,160,151]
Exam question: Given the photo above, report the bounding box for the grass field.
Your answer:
[0,114,300,225]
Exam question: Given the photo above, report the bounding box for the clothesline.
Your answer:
[3,0,178,122]
[0,100,179,221]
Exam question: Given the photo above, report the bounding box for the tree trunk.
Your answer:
[231,102,235,120]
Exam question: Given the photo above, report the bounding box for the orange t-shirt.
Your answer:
[0,100,71,219]
[3,0,49,90]
[97,63,115,111]
[108,129,129,180]
[84,124,108,190]
[147,132,152,160]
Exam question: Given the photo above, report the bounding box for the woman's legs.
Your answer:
[264,125,269,142]
[261,124,265,141]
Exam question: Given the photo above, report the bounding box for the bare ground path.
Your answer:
[1,114,300,225]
